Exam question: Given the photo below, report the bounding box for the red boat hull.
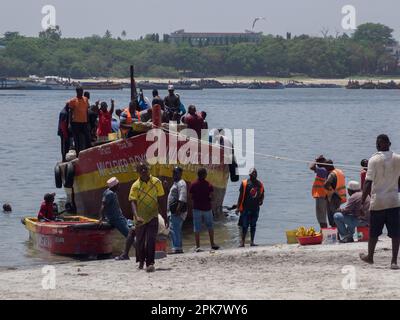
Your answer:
[24,217,113,256]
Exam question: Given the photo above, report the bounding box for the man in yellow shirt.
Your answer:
[129,162,167,272]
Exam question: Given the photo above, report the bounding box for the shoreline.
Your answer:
[0,237,398,300]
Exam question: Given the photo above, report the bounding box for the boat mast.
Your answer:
[130,65,137,102]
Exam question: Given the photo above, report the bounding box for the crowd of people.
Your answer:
[58,85,208,162]
[310,134,400,269]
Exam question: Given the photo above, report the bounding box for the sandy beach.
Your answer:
[0,237,399,300]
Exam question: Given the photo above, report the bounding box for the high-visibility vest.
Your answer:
[312,175,327,198]
[238,179,264,213]
[332,169,347,203]
[121,108,140,136]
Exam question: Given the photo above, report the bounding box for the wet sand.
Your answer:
[0,237,398,300]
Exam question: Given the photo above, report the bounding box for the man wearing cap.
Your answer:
[164,85,182,122]
[333,181,370,243]
[167,167,188,254]
[100,177,130,238]
[236,168,265,247]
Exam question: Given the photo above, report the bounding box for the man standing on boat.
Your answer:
[57,103,71,162]
[164,85,182,123]
[67,87,91,155]
[236,168,265,247]
[129,163,167,272]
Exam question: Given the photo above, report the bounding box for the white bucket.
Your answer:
[322,228,338,244]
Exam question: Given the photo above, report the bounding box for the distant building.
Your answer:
[167,29,262,46]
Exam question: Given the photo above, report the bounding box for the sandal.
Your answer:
[391,263,399,270]
[211,245,220,250]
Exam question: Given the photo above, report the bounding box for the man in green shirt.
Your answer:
[129,163,167,272]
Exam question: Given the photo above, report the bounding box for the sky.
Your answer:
[1,0,400,40]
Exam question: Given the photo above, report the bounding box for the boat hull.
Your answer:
[23,217,113,255]
[59,131,231,219]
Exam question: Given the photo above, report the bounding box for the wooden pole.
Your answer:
[130,65,137,102]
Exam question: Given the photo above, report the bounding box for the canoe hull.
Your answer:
[24,217,113,256]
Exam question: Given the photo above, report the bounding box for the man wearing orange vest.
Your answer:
[324,160,347,227]
[120,100,141,138]
[236,168,265,247]
[310,155,329,228]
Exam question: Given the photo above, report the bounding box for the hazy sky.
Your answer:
[1,0,400,39]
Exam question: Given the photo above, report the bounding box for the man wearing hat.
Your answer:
[164,84,182,122]
[100,177,130,238]
[333,180,370,243]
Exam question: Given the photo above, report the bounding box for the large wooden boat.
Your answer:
[55,127,236,220]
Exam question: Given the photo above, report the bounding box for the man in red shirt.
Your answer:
[97,100,115,140]
[183,105,206,139]
[189,168,220,252]
[38,193,56,222]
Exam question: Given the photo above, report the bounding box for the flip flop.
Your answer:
[211,245,220,250]
[391,264,400,270]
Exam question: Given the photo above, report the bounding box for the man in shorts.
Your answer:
[360,134,400,270]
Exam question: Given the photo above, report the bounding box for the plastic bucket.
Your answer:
[297,234,323,245]
[286,230,298,244]
[356,226,369,242]
[322,227,338,244]
[155,240,167,259]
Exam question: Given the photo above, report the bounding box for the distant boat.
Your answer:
[248,81,285,89]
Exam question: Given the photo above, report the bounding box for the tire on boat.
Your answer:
[63,162,75,188]
[229,156,239,182]
[54,163,63,189]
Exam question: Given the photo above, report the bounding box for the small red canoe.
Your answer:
[22,216,114,256]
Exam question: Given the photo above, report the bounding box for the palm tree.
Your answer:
[121,30,127,38]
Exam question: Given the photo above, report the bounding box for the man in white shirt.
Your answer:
[167,167,188,254]
[360,134,400,270]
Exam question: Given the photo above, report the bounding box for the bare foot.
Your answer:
[359,253,374,264]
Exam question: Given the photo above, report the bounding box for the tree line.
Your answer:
[0,23,398,79]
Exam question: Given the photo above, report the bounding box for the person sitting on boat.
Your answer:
[164,85,184,123]
[97,100,114,142]
[38,193,57,222]
[138,89,151,111]
[152,89,165,109]
[183,105,205,138]
[120,100,141,138]
[111,109,122,133]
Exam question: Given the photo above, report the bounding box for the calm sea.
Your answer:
[0,88,399,268]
